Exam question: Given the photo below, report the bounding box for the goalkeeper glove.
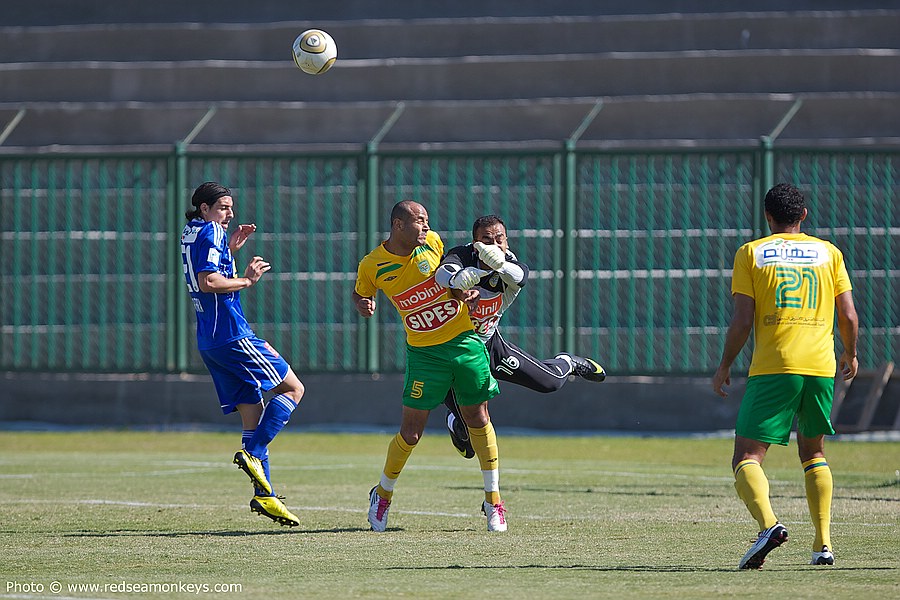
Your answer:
[449,266,486,290]
[473,241,506,271]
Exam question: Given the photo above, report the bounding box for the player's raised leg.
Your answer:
[443,390,475,459]
[555,352,607,383]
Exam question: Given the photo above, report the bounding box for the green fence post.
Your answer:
[563,100,603,352]
[173,142,190,372]
[362,102,405,372]
[553,146,578,352]
[165,150,178,372]
[758,99,802,238]
[758,136,774,239]
[364,145,380,372]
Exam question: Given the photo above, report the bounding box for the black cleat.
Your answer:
[739,523,788,569]
[446,410,475,459]
[557,353,606,382]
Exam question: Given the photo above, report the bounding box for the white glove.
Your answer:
[449,266,487,290]
[473,241,506,271]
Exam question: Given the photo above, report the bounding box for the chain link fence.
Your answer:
[1,148,896,375]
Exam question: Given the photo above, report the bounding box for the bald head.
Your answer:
[385,200,430,255]
[390,200,424,227]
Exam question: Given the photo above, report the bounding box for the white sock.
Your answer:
[379,474,398,493]
[482,469,499,495]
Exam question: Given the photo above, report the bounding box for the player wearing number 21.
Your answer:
[713,183,859,569]
[352,201,507,532]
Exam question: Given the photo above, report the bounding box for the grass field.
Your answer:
[1,431,898,599]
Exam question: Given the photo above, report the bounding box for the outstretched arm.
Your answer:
[712,293,755,398]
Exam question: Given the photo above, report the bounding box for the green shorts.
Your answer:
[403,331,500,410]
[736,374,836,445]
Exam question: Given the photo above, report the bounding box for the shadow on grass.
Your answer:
[60,527,372,537]
[444,485,900,503]
[387,564,897,573]
[443,484,730,499]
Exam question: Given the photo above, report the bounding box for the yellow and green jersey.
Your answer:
[731,232,852,377]
[355,230,473,347]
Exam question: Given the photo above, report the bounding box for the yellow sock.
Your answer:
[469,422,501,505]
[734,459,778,531]
[803,457,833,550]
[377,433,415,502]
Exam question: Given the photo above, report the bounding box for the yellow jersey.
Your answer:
[355,230,473,347]
[731,232,852,377]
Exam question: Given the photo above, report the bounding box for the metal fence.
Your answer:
[1,146,896,375]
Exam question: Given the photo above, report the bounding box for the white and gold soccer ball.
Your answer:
[292,29,337,75]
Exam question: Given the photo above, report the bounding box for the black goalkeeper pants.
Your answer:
[443,331,573,414]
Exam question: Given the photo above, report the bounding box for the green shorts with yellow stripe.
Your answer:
[736,373,836,445]
[403,331,500,410]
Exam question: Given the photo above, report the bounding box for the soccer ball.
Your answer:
[292,29,337,75]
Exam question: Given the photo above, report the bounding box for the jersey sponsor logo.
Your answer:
[474,316,499,335]
[404,300,460,332]
[763,313,826,328]
[471,294,503,321]
[181,226,201,244]
[393,276,445,310]
[755,239,828,267]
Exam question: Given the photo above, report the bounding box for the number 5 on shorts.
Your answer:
[410,380,425,399]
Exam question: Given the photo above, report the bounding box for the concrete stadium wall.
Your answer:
[5,13,899,62]
[0,371,742,433]
[3,371,896,433]
[5,53,898,104]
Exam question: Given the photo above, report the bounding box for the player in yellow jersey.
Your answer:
[352,200,506,532]
[713,183,859,569]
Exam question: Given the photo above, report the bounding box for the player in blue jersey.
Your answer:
[181,181,305,527]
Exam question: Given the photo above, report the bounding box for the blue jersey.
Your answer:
[181,219,255,350]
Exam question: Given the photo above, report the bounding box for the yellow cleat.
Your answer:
[233,450,272,496]
[250,495,300,527]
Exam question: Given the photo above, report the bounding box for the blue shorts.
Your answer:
[200,336,290,414]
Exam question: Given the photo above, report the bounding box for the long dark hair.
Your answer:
[186,182,231,220]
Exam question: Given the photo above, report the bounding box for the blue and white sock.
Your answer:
[245,394,297,462]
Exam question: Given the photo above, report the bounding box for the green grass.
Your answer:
[1,431,898,599]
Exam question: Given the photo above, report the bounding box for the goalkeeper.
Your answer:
[435,214,606,458]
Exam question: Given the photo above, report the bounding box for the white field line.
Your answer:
[0,461,795,484]
[0,498,894,527]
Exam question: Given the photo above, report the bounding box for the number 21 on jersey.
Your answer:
[775,266,819,309]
